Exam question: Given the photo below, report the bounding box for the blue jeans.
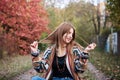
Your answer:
[31,76,73,80]
[31,76,45,80]
[52,77,73,80]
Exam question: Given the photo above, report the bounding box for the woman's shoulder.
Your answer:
[43,45,55,59]
[45,44,55,50]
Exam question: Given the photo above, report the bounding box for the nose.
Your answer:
[69,34,72,39]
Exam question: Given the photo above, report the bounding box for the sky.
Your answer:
[87,0,105,6]
[52,0,105,8]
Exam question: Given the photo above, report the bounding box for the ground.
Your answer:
[11,62,109,80]
[11,69,37,80]
[87,63,109,80]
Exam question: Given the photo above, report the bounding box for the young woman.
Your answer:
[30,22,96,80]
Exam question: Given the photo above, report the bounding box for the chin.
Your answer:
[66,41,71,44]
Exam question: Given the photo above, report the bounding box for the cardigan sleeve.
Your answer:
[73,47,89,73]
[31,47,52,73]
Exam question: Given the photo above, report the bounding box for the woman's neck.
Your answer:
[62,44,67,48]
[57,46,66,57]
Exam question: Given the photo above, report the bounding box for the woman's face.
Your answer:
[63,28,74,44]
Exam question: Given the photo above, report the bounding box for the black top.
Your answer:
[52,54,73,79]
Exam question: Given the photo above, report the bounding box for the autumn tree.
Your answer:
[106,0,120,27]
[0,0,49,56]
[44,0,96,46]
[62,1,96,46]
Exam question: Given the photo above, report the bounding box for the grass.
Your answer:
[90,48,120,80]
[79,69,96,80]
[0,54,96,80]
[0,55,32,80]
[2,49,118,80]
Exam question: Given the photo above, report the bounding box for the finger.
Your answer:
[30,46,36,50]
[30,41,38,48]
[30,44,36,48]
[92,43,96,47]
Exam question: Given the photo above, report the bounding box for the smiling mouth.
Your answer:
[67,38,71,41]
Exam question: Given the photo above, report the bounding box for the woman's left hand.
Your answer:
[84,43,96,53]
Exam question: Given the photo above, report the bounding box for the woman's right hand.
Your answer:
[30,41,42,63]
[30,41,38,53]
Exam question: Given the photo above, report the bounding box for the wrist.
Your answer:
[31,49,40,57]
[83,49,89,53]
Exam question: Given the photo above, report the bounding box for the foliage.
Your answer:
[64,1,96,46]
[46,7,65,31]
[0,55,32,80]
[101,27,111,36]
[99,28,111,49]
[90,50,120,80]
[113,26,120,32]
[45,1,97,46]
[38,32,48,51]
[0,0,49,55]
[106,0,120,26]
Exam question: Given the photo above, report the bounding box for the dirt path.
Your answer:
[11,62,109,80]
[87,62,109,80]
[11,68,37,80]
